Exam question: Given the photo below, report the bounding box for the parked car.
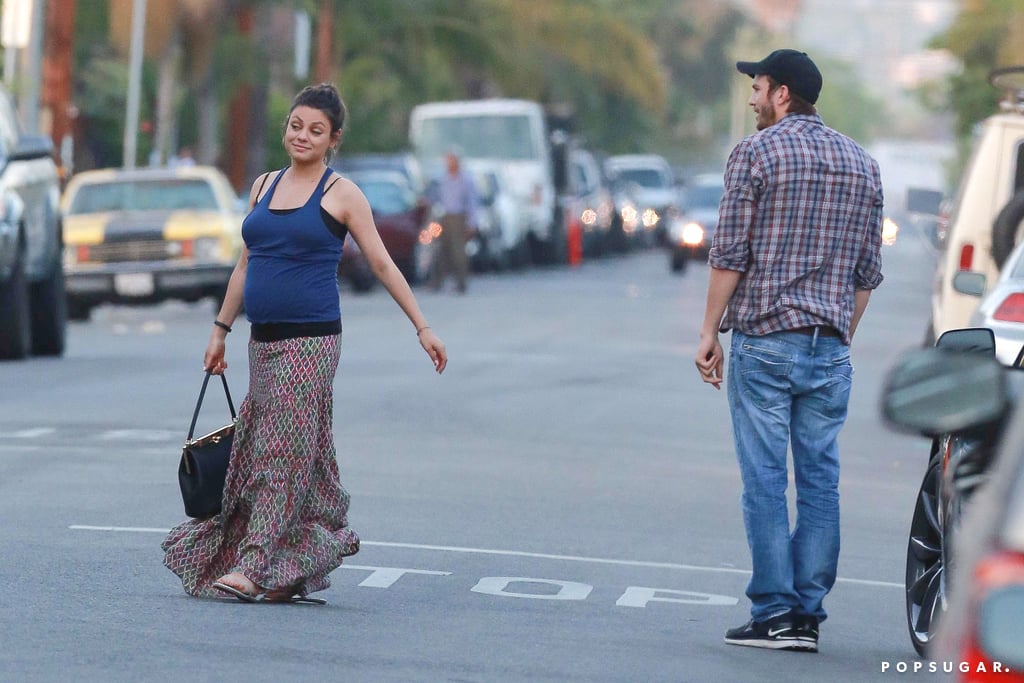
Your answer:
[603,154,679,243]
[568,148,614,258]
[61,166,245,320]
[333,152,426,197]
[0,85,65,360]
[882,327,1021,656]
[935,372,1024,682]
[467,167,527,271]
[928,66,1024,344]
[342,169,429,287]
[954,238,1024,365]
[667,173,724,273]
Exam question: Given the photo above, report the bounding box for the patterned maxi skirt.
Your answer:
[161,334,360,597]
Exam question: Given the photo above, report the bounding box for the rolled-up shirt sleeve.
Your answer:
[709,139,759,273]
[854,165,885,290]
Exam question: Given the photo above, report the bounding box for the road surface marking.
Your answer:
[68,525,901,588]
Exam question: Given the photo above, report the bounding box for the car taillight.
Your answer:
[993,293,1024,323]
[77,245,90,262]
[960,244,975,271]
[958,550,1024,682]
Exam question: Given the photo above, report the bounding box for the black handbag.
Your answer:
[178,371,237,519]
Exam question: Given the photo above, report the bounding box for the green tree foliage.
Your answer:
[930,0,1024,140]
[64,1,773,173]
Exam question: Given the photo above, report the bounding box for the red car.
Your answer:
[337,169,429,292]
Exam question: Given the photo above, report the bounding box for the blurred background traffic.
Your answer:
[2,0,989,360]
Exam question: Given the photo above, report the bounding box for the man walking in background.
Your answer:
[695,49,884,653]
[429,148,479,293]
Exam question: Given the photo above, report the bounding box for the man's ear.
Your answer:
[775,84,792,106]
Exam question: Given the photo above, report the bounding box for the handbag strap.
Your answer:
[187,371,237,441]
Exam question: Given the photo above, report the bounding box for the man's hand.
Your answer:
[695,333,724,390]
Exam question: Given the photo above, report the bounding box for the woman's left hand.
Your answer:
[418,329,447,374]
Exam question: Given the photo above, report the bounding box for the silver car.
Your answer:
[958,238,1024,365]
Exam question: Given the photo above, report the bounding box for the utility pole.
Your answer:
[19,0,44,132]
[123,0,146,169]
[43,0,76,172]
[226,4,253,191]
[314,0,334,84]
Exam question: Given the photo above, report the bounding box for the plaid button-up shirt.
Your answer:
[709,114,884,345]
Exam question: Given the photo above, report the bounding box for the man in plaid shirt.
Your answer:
[695,49,884,653]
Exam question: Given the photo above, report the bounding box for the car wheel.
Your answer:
[991,189,1024,269]
[905,452,945,656]
[67,298,92,322]
[507,238,528,270]
[670,250,688,273]
[29,259,67,356]
[0,240,31,360]
[349,270,376,293]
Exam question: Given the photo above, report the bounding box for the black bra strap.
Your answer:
[255,172,272,203]
[325,174,342,193]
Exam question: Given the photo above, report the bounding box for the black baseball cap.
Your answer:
[736,49,822,105]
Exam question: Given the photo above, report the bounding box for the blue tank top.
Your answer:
[242,167,345,324]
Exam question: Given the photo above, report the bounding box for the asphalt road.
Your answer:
[0,230,941,683]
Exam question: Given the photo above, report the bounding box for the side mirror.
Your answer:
[935,327,996,355]
[952,271,987,297]
[881,347,1007,437]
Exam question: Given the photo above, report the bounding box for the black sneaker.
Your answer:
[793,614,819,652]
[724,611,814,651]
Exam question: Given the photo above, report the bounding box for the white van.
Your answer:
[409,99,558,262]
[931,67,1024,342]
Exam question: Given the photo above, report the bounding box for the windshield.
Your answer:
[68,179,219,214]
[356,179,414,215]
[614,168,670,189]
[688,183,723,209]
[417,114,539,161]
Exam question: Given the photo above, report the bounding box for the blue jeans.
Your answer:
[727,329,852,623]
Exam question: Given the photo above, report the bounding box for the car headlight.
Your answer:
[681,222,705,246]
[194,237,222,261]
[642,208,660,229]
[620,203,639,232]
[882,217,899,246]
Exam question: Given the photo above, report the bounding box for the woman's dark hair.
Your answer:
[290,83,346,133]
[286,83,346,162]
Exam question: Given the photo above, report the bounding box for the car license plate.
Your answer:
[114,272,155,297]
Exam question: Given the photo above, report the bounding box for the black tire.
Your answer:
[67,298,93,322]
[923,316,936,348]
[29,259,67,356]
[348,270,376,293]
[905,453,945,656]
[992,189,1024,269]
[0,241,31,360]
[507,238,529,270]
[670,250,688,273]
